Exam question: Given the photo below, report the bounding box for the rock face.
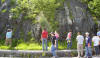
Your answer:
[56,0,95,38]
[0,0,96,40]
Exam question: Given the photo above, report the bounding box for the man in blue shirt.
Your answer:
[5,29,12,46]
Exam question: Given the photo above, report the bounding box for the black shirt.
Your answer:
[51,36,56,45]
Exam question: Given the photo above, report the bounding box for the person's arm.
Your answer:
[55,40,56,46]
[88,38,91,47]
[47,32,48,38]
[92,37,94,42]
[55,37,56,47]
[83,36,84,41]
[6,32,7,39]
[76,36,78,42]
[41,35,42,40]
[41,32,43,40]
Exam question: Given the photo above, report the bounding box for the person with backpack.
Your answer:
[50,32,57,58]
[66,30,72,49]
[55,31,59,49]
[41,28,48,51]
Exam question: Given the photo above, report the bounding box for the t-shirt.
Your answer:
[76,35,84,44]
[97,31,100,36]
[67,32,71,39]
[42,30,48,39]
[92,36,100,46]
[51,36,56,45]
[55,33,59,39]
[6,31,12,39]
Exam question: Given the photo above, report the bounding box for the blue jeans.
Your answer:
[85,47,92,57]
[67,40,72,49]
[94,46,99,55]
[51,45,56,56]
[56,39,58,49]
[42,39,47,51]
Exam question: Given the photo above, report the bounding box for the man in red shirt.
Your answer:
[41,28,48,51]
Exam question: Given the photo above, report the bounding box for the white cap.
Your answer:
[85,32,89,35]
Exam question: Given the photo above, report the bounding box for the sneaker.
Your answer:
[84,56,87,58]
[77,56,80,58]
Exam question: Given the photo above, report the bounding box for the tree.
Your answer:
[10,0,63,31]
[88,0,100,18]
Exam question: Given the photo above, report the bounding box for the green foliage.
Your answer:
[93,17,98,25]
[10,0,16,6]
[10,0,60,20]
[10,0,64,31]
[1,9,7,13]
[38,12,52,32]
[0,46,10,50]
[88,0,100,18]
[1,0,5,3]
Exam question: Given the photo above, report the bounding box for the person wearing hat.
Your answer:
[5,29,12,46]
[84,32,92,58]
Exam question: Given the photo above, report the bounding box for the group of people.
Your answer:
[4,28,100,58]
[76,31,100,58]
[41,28,100,58]
[41,28,59,57]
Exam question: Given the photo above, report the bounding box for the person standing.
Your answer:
[55,31,59,49]
[5,29,12,46]
[66,30,72,49]
[50,32,57,58]
[97,30,100,53]
[76,32,84,57]
[41,28,48,51]
[92,34,100,56]
[84,32,92,58]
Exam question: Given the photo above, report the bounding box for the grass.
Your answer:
[0,39,76,50]
[0,38,93,50]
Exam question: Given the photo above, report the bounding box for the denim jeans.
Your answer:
[94,46,99,55]
[67,41,72,49]
[85,47,92,57]
[51,45,56,56]
[42,39,47,51]
[56,39,58,49]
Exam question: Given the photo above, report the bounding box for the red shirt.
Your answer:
[42,30,48,39]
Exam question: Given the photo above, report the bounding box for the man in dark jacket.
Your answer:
[84,32,92,58]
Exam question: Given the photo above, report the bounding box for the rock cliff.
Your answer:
[0,0,96,40]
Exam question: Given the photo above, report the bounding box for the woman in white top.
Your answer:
[76,32,84,57]
[92,34,100,56]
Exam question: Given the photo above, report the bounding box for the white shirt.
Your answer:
[92,36,100,46]
[76,35,84,44]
